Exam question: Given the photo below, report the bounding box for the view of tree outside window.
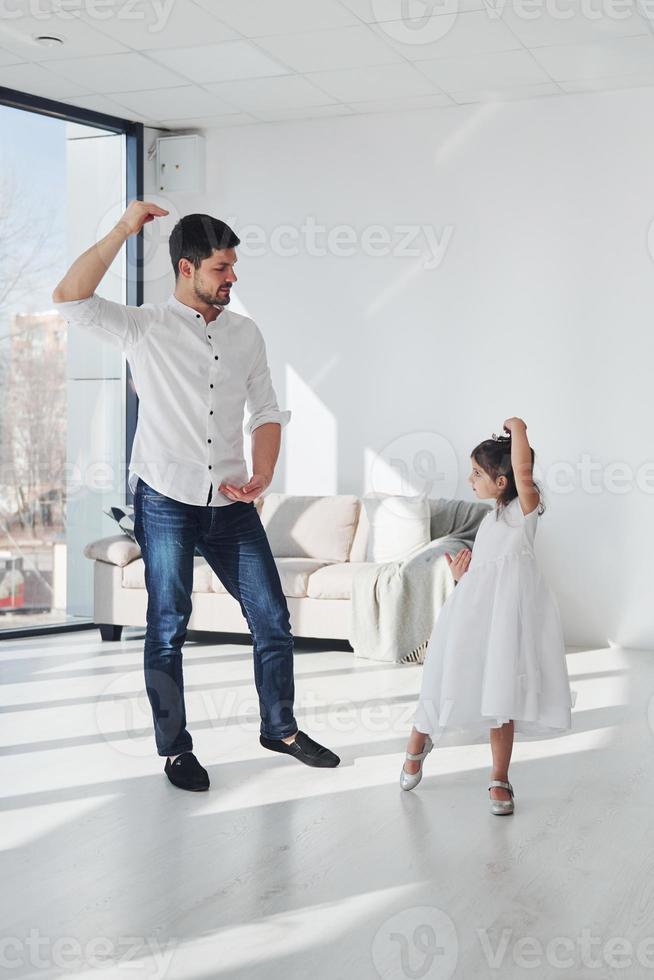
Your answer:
[0,105,126,632]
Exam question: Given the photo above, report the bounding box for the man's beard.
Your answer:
[193,277,231,306]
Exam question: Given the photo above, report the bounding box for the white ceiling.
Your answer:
[1,0,654,128]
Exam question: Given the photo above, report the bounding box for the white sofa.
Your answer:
[84,492,487,651]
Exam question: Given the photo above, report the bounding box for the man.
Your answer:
[52,200,340,791]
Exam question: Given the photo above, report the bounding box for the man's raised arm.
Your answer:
[52,200,168,302]
[51,201,169,351]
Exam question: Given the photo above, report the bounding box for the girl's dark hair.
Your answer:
[471,433,545,519]
[169,213,240,279]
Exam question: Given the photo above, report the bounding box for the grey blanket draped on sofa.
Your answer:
[349,498,489,663]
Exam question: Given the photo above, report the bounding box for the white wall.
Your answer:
[142,89,654,651]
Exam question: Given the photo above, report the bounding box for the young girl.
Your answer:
[400,417,576,814]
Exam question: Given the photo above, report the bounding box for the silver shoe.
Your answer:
[488,779,515,815]
[400,735,434,791]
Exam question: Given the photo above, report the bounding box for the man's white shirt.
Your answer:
[53,292,290,506]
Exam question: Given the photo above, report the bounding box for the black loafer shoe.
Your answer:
[164,752,210,791]
[259,730,340,768]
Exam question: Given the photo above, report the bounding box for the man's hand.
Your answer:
[116,200,169,238]
[52,201,168,303]
[219,472,271,503]
[52,200,170,304]
[445,548,472,582]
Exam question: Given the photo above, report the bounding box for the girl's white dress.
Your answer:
[413,495,576,738]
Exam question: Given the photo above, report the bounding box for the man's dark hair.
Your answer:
[169,213,240,279]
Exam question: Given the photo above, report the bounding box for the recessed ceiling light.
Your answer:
[33,34,65,47]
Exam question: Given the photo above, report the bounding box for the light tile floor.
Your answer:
[2,629,653,980]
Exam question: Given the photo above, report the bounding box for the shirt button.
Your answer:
[209,410,213,415]
[214,355,218,360]
[208,465,212,470]
[210,383,214,388]
[208,335,211,339]
[207,438,212,443]
[196,313,200,318]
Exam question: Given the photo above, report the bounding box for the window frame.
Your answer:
[0,85,144,639]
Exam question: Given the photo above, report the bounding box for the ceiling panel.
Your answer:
[530,35,654,80]
[416,48,552,91]
[191,0,359,37]
[203,75,338,111]
[108,85,238,118]
[499,0,651,48]
[0,46,25,67]
[43,51,187,92]
[255,24,404,72]
[345,92,454,111]
[369,11,523,60]
[559,70,654,91]
[160,112,259,128]
[148,40,291,84]
[0,12,129,60]
[63,92,154,122]
[450,80,562,103]
[252,104,355,122]
[338,0,488,21]
[84,0,239,50]
[0,60,91,99]
[1,0,653,127]
[306,62,440,101]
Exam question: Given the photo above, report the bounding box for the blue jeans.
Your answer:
[132,477,298,756]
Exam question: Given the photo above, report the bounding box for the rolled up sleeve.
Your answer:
[52,293,149,351]
[244,326,291,435]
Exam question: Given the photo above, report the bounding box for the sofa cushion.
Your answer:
[84,534,141,567]
[363,493,431,562]
[211,558,332,599]
[123,555,213,592]
[349,505,368,563]
[259,493,360,562]
[307,562,372,600]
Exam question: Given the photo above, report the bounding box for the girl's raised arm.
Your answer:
[503,417,540,517]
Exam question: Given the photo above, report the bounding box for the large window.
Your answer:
[0,90,142,636]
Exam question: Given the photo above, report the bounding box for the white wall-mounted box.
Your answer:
[155,134,204,193]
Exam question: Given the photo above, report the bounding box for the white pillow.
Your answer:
[363,493,431,563]
[259,493,360,561]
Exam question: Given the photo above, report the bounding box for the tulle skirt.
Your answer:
[413,552,577,740]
